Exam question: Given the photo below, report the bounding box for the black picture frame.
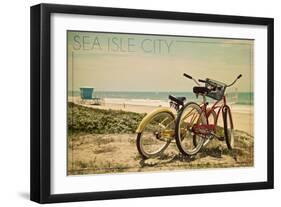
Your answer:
[30,3,274,204]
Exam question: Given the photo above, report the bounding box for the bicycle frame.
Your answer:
[200,94,234,132]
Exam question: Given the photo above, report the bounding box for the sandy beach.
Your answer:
[67,98,254,175]
[69,96,254,136]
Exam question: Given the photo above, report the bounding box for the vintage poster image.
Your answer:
[67,31,254,175]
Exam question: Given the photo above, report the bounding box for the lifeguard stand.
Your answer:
[80,87,102,105]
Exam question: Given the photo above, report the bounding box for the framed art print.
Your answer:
[30,3,274,203]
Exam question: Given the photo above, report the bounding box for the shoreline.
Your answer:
[69,96,254,135]
[69,96,253,114]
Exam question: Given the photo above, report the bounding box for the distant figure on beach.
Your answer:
[123,103,126,108]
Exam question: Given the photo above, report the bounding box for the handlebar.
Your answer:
[226,74,242,87]
[183,73,193,79]
[198,79,206,83]
[183,73,242,88]
[183,73,200,86]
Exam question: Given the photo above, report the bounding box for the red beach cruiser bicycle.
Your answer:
[136,73,242,159]
[174,73,242,156]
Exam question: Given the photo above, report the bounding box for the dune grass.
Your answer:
[68,102,146,134]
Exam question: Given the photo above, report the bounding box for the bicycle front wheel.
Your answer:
[136,111,175,159]
[175,102,206,156]
[223,106,234,149]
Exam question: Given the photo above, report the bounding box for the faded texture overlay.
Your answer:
[67,31,254,175]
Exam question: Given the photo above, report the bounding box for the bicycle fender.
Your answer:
[135,107,176,133]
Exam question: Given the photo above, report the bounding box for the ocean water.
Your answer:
[69,91,253,105]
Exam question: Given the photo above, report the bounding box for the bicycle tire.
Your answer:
[223,106,234,149]
[136,111,175,159]
[175,102,206,156]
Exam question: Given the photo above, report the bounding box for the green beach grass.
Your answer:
[68,102,146,134]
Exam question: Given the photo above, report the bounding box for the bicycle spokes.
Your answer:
[175,103,206,156]
[137,111,175,158]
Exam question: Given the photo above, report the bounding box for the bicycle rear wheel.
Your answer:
[175,102,206,156]
[136,111,175,159]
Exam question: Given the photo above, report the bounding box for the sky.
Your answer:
[67,31,253,92]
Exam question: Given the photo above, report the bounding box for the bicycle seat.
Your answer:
[168,95,186,106]
[193,86,210,94]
